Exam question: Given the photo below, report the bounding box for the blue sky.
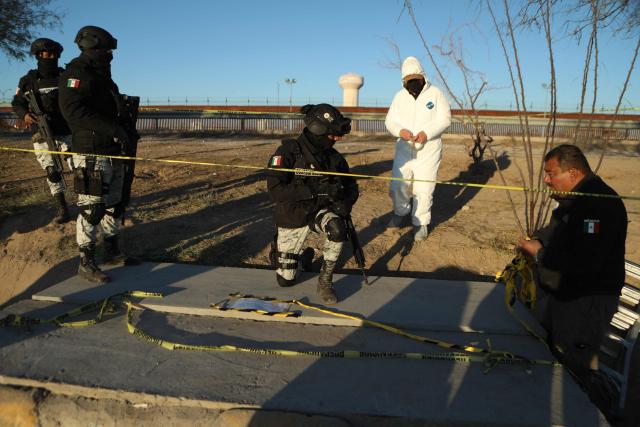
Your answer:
[1,0,638,112]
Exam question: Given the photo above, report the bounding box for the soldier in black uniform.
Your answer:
[266,104,358,304]
[12,38,72,223]
[58,26,138,283]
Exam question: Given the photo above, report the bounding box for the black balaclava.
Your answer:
[303,128,335,152]
[82,49,113,75]
[404,78,425,99]
[37,57,59,78]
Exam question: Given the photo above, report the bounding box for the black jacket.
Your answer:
[266,130,359,228]
[12,69,70,137]
[58,53,121,155]
[535,173,627,301]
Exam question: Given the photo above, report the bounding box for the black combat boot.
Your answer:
[317,260,338,305]
[78,244,109,283]
[53,192,71,224]
[103,235,141,266]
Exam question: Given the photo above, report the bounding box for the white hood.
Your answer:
[401,56,428,85]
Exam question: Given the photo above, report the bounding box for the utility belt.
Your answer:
[74,156,103,196]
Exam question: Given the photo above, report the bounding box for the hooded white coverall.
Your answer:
[385,56,451,226]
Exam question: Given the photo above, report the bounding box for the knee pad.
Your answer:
[325,217,347,242]
[80,203,106,225]
[45,166,62,183]
[276,273,296,287]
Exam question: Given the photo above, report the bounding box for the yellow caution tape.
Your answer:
[496,254,549,349]
[1,146,637,201]
[124,300,556,372]
[0,288,559,371]
[0,291,162,329]
[209,293,559,370]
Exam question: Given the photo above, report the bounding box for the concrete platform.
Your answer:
[33,262,537,334]
[0,263,608,426]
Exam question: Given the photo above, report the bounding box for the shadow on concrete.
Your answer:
[0,262,198,350]
[246,265,604,426]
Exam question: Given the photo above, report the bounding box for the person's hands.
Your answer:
[414,131,427,144]
[517,238,542,258]
[399,129,414,142]
[23,113,37,126]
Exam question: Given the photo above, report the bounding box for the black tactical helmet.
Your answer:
[301,104,351,136]
[30,38,63,56]
[74,26,117,51]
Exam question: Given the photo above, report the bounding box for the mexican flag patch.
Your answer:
[270,155,282,167]
[66,78,80,88]
[583,219,600,234]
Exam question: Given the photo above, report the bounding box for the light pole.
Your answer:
[284,78,296,112]
[277,82,280,106]
[541,83,550,118]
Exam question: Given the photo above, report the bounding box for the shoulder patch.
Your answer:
[66,78,80,88]
[270,155,283,167]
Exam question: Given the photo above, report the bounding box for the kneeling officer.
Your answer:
[266,104,358,304]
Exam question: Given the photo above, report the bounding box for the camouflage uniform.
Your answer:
[72,155,124,248]
[32,132,73,195]
[276,209,343,280]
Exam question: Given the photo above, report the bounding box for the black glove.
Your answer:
[111,201,126,219]
[113,126,129,145]
[45,165,62,183]
[331,201,351,217]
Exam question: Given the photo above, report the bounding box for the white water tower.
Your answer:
[339,73,364,107]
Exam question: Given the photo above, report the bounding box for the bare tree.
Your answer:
[566,0,639,39]
[519,0,640,173]
[0,0,63,61]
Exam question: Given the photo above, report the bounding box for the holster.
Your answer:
[74,157,103,196]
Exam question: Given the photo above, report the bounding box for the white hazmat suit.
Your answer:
[385,56,451,227]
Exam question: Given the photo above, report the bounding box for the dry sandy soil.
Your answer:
[0,133,638,306]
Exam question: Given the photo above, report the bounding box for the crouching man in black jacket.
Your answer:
[58,26,139,283]
[518,144,627,386]
[266,104,358,304]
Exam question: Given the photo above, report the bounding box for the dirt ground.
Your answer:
[0,133,638,306]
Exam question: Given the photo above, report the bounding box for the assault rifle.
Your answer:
[316,176,369,285]
[24,87,66,188]
[115,94,140,223]
[345,215,369,286]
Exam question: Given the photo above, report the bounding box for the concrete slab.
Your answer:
[33,262,539,335]
[0,299,607,426]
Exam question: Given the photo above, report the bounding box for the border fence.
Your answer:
[1,110,639,140]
